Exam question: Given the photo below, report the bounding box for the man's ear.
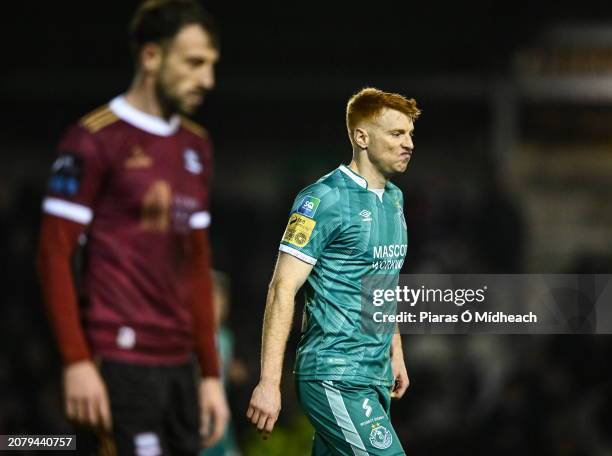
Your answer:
[139,42,164,74]
[353,127,369,150]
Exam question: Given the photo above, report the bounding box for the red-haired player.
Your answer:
[36,1,228,454]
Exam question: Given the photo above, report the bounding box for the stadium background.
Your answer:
[1,1,611,454]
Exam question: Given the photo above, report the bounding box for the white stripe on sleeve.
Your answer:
[42,197,93,225]
[189,211,211,229]
[278,244,317,265]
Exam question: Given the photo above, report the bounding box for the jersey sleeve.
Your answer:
[38,124,111,364]
[37,124,109,365]
[278,184,341,265]
[42,124,110,225]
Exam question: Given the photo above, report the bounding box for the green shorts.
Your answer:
[296,379,406,456]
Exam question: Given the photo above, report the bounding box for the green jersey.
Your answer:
[279,164,408,386]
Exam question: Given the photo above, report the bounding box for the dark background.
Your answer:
[1,1,612,455]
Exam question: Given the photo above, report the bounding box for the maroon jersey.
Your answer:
[43,96,213,365]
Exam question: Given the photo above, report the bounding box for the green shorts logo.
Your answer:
[369,423,392,450]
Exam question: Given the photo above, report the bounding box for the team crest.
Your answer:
[183,149,203,174]
[369,423,392,450]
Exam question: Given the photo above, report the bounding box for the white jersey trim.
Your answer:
[189,211,211,229]
[278,244,317,265]
[43,197,93,225]
[109,96,180,137]
[339,165,367,189]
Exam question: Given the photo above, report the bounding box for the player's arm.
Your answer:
[247,252,313,436]
[36,124,112,431]
[248,185,338,435]
[186,227,229,448]
[37,216,112,430]
[188,228,220,378]
[185,136,230,448]
[390,326,409,399]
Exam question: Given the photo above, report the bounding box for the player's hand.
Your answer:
[199,377,230,448]
[390,354,409,399]
[63,360,112,431]
[246,379,281,438]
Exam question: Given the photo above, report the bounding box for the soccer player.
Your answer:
[36,1,228,454]
[247,88,420,455]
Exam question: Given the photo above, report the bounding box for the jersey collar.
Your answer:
[339,164,368,189]
[109,96,181,136]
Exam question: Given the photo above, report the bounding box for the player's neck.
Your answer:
[348,159,387,189]
[124,77,171,121]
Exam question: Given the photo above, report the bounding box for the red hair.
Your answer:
[346,87,420,134]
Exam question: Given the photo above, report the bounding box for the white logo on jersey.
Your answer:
[362,398,372,417]
[183,149,203,174]
[51,155,74,172]
[117,326,136,349]
[359,210,372,222]
[134,432,161,456]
